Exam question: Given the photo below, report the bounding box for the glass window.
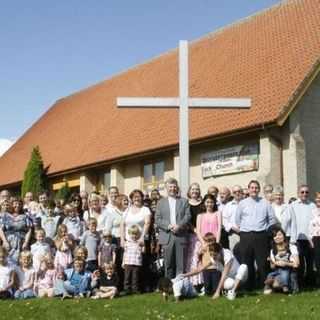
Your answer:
[104,171,111,189]
[155,161,164,181]
[143,164,153,183]
[142,160,165,191]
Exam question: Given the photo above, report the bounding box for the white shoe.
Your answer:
[263,286,272,295]
[226,290,236,300]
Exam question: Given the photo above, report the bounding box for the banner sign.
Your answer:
[201,143,259,178]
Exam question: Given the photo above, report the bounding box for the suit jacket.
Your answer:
[155,197,191,245]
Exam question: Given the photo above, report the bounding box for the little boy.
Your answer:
[91,262,119,299]
[80,218,100,272]
[55,258,92,299]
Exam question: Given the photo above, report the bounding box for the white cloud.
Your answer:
[0,138,14,157]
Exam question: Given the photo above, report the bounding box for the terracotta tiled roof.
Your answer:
[1,0,320,187]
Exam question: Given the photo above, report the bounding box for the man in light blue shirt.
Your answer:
[289,184,316,286]
[235,180,277,290]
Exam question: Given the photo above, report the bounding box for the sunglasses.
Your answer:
[300,191,309,194]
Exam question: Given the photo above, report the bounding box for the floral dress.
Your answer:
[3,213,31,266]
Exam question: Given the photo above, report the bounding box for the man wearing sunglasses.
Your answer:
[289,185,316,287]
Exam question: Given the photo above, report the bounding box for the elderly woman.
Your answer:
[83,193,108,233]
[272,186,296,241]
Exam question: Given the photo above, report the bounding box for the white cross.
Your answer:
[117,40,251,196]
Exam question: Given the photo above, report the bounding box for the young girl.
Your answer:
[264,227,299,294]
[98,231,116,267]
[54,224,74,270]
[0,246,15,299]
[309,192,320,285]
[30,228,52,271]
[34,256,57,298]
[62,204,84,242]
[123,225,144,294]
[196,194,222,244]
[183,241,248,300]
[14,251,36,299]
[91,262,118,299]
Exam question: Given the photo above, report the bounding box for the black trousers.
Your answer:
[297,239,314,286]
[124,265,140,293]
[203,269,221,295]
[239,231,270,290]
[313,237,320,274]
[220,228,229,249]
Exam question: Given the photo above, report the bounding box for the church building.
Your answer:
[0,0,319,200]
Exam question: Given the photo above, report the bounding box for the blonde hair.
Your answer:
[19,251,33,267]
[128,224,141,238]
[89,217,97,225]
[187,182,201,200]
[89,193,101,203]
[74,245,88,260]
[35,228,46,237]
[56,224,68,239]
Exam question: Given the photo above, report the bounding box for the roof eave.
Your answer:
[277,59,320,126]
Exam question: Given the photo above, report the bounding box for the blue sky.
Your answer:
[0,0,280,143]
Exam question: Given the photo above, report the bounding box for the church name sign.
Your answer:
[201,143,259,178]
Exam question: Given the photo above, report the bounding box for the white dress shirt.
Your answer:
[168,196,177,225]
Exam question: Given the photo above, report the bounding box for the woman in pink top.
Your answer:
[196,194,222,244]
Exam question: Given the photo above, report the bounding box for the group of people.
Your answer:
[0,177,319,302]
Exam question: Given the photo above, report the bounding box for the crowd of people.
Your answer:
[0,178,319,302]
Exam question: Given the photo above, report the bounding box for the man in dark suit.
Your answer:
[155,177,191,279]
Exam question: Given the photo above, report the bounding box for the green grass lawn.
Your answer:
[1,291,320,320]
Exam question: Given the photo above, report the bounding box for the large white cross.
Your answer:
[117,40,251,196]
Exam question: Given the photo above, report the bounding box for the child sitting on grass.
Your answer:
[264,227,299,294]
[14,251,36,299]
[34,256,57,298]
[55,258,92,299]
[0,246,15,299]
[91,262,118,299]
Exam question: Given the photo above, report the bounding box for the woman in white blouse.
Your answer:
[83,193,108,232]
[105,186,123,244]
[120,189,151,246]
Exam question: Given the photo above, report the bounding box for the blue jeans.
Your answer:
[267,268,290,287]
[54,280,89,296]
[14,289,35,299]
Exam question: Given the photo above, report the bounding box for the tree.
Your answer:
[55,181,72,202]
[21,146,48,198]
